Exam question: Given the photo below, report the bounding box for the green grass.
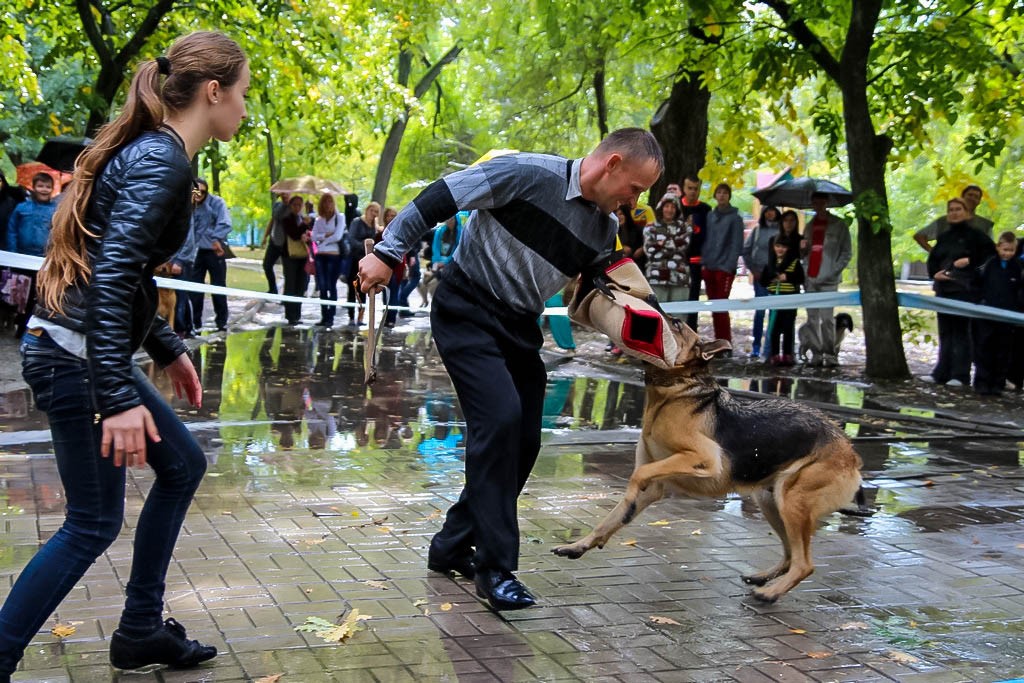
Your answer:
[226,264,269,292]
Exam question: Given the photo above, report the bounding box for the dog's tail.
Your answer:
[839,485,874,518]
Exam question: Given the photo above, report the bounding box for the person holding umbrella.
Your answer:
[799,191,852,367]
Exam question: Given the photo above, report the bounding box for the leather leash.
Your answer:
[361,238,390,386]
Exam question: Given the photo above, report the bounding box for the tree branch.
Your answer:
[412,44,462,100]
[760,0,842,82]
[76,0,112,64]
[114,0,176,68]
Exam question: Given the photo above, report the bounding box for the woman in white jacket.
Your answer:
[311,193,347,327]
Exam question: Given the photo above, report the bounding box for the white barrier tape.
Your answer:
[0,249,396,313]
[5,250,1024,325]
[898,292,1024,324]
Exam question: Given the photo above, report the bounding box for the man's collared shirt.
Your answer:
[191,193,232,250]
[375,153,616,316]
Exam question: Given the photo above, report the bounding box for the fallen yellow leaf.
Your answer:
[377,526,391,534]
[255,675,283,683]
[440,603,453,611]
[909,620,918,628]
[789,628,806,634]
[300,537,326,546]
[923,480,935,487]
[364,580,389,590]
[806,651,832,659]
[51,623,76,638]
[621,539,637,546]
[690,529,703,535]
[294,611,371,644]
[886,650,920,664]
[649,615,681,625]
[648,520,671,526]
[413,599,428,607]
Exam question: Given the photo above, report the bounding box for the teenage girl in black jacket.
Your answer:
[0,32,249,679]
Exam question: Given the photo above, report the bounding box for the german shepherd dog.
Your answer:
[153,262,178,332]
[553,319,863,603]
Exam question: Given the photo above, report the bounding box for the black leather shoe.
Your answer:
[427,552,476,580]
[474,569,536,611]
[109,618,217,670]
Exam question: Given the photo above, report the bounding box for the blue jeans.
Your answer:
[751,279,769,356]
[314,253,343,324]
[0,333,207,676]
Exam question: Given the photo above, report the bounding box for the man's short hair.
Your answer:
[594,128,664,173]
[683,174,701,186]
[997,230,1017,245]
[31,172,53,186]
[961,184,983,197]
[714,182,732,197]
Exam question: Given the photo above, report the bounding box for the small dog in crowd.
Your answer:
[553,317,864,603]
[153,262,178,331]
[798,312,854,364]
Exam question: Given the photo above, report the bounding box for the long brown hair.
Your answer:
[39,31,246,314]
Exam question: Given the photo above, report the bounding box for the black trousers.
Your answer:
[1009,326,1024,390]
[190,249,228,329]
[972,319,1013,393]
[263,241,284,294]
[770,307,797,356]
[933,311,972,384]
[428,278,546,573]
[685,262,702,331]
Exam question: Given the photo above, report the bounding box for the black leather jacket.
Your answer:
[35,129,193,419]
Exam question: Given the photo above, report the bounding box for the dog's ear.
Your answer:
[698,339,732,361]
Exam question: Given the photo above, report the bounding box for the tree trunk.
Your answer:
[372,44,462,206]
[265,127,279,187]
[593,60,608,139]
[77,0,176,136]
[839,1,909,379]
[649,70,710,204]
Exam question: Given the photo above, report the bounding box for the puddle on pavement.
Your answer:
[2,326,1023,536]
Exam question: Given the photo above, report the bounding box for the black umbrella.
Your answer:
[752,177,853,209]
[35,137,92,173]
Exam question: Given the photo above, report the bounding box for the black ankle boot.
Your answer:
[109,618,217,670]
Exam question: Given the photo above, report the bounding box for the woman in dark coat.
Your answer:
[0,32,249,677]
[924,197,996,386]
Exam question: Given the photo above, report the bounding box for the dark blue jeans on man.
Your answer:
[0,333,207,677]
[190,248,228,330]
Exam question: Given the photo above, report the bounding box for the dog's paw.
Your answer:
[551,544,586,559]
[741,574,770,587]
[750,589,779,604]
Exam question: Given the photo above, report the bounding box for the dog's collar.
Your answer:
[644,363,706,385]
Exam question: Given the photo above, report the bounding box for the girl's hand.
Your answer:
[101,405,160,468]
[778,273,787,282]
[166,352,203,408]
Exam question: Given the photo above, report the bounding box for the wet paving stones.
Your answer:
[2,324,1024,681]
